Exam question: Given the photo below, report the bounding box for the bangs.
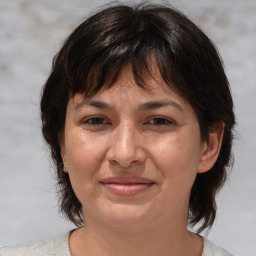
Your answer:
[63,7,185,99]
[77,51,181,99]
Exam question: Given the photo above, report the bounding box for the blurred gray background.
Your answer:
[0,0,255,255]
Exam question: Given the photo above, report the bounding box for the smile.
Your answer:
[100,177,155,196]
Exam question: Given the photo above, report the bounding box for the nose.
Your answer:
[106,122,146,168]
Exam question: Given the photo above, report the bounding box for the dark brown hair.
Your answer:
[40,3,235,233]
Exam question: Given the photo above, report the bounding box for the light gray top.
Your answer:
[0,233,233,256]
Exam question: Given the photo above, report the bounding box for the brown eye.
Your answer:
[84,116,108,125]
[147,117,172,126]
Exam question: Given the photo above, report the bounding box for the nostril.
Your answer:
[106,147,146,168]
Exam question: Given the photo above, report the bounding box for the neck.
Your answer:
[69,215,203,256]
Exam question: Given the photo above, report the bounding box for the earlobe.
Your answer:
[60,140,68,173]
[63,162,69,173]
[62,152,69,173]
[197,123,224,173]
[61,151,69,173]
[61,147,66,162]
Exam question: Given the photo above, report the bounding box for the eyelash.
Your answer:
[83,116,109,125]
[145,117,173,126]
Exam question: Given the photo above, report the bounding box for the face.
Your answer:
[61,68,214,231]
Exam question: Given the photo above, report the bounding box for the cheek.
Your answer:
[64,131,108,195]
[64,132,108,203]
[153,135,200,166]
[66,131,104,168]
[148,131,201,185]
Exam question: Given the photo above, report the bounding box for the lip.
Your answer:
[100,176,155,196]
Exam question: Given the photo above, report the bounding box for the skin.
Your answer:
[61,67,224,256]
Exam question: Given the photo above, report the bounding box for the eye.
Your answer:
[146,117,173,126]
[83,116,109,125]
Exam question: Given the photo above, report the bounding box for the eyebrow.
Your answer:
[75,99,184,112]
[75,99,113,110]
[138,100,184,112]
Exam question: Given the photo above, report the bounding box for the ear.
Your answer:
[61,147,67,164]
[61,148,69,173]
[59,134,68,172]
[197,123,224,173]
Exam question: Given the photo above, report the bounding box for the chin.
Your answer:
[98,201,155,229]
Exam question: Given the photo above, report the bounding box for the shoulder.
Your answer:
[202,237,234,256]
[0,233,71,256]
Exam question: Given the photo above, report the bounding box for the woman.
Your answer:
[1,3,235,256]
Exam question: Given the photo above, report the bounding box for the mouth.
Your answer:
[100,177,155,196]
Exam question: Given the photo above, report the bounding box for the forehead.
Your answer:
[96,76,180,104]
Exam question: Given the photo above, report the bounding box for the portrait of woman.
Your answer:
[0,1,255,256]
